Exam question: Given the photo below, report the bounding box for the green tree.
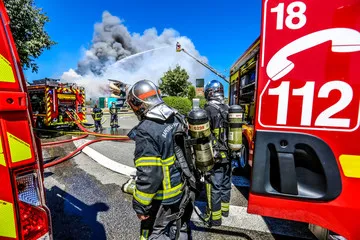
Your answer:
[188,85,196,100]
[4,0,56,73]
[159,65,191,97]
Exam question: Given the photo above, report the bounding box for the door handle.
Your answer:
[277,152,298,195]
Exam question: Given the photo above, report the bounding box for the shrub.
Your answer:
[188,85,196,100]
[163,95,209,115]
[198,97,207,109]
[163,96,192,115]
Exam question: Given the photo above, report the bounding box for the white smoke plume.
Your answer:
[61,11,208,98]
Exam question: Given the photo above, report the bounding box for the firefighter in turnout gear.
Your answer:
[203,80,231,226]
[110,101,119,128]
[92,104,103,132]
[127,80,193,240]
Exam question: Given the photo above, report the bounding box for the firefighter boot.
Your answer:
[201,207,222,227]
[221,202,230,217]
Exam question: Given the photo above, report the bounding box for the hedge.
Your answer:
[198,96,207,109]
[163,96,192,115]
[163,96,207,115]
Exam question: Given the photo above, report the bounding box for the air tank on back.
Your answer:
[228,105,244,151]
[187,99,215,172]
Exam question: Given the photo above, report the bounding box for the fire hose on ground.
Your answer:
[41,134,89,147]
[38,111,130,167]
[43,136,129,169]
[35,127,129,139]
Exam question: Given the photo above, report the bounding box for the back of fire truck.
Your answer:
[0,1,52,239]
[28,79,86,130]
[248,0,360,239]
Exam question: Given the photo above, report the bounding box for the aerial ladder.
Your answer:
[176,42,229,83]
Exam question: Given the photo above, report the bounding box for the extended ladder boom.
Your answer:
[176,42,229,83]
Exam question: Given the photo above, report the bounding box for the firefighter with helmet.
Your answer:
[110,101,119,128]
[127,80,193,239]
[203,80,230,226]
[92,104,103,132]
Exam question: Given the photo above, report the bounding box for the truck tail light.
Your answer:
[16,172,51,240]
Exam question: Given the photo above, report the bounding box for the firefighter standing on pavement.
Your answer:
[92,104,103,132]
[110,101,119,128]
[203,80,231,226]
[127,80,192,240]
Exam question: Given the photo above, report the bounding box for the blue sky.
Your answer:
[25,0,262,96]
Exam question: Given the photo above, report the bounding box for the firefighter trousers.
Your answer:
[205,161,232,226]
[110,114,118,127]
[94,120,102,131]
[140,200,192,240]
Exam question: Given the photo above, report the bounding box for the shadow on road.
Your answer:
[190,222,253,240]
[46,186,109,240]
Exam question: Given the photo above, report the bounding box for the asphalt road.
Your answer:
[42,115,317,240]
[44,152,316,240]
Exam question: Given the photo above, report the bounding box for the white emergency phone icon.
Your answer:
[266,28,360,81]
[259,28,360,131]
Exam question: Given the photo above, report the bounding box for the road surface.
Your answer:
[42,115,317,240]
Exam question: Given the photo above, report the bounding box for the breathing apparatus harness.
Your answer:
[206,101,229,155]
[169,112,213,237]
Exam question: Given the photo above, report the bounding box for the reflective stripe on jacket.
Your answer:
[131,115,184,215]
[92,107,103,120]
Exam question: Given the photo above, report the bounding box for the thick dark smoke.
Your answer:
[76,11,138,75]
[62,11,208,98]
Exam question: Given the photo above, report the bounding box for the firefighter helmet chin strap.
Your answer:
[145,103,177,121]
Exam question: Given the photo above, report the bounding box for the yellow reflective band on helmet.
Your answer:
[0,54,15,83]
[133,189,156,206]
[0,138,5,166]
[7,132,32,163]
[221,202,230,212]
[140,229,149,240]
[212,210,222,220]
[0,200,16,238]
[162,166,171,190]
[154,183,183,200]
[135,155,175,167]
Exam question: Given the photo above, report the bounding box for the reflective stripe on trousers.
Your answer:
[205,162,231,222]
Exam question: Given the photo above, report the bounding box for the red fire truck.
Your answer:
[28,78,86,130]
[1,0,359,239]
[0,1,52,240]
[249,0,360,239]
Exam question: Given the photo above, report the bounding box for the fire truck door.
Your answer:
[248,0,360,239]
[0,1,51,239]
